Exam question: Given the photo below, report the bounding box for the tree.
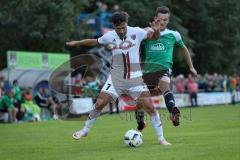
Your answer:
[0,0,88,68]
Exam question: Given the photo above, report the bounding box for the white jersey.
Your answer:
[98,26,148,79]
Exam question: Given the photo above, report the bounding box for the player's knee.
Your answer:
[158,81,170,93]
[145,106,156,115]
[95,99,106,110]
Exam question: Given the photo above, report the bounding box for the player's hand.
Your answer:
[149,19,161,32]
[65,41,79,47]
[190,67,198,78]
[65,41,78,50]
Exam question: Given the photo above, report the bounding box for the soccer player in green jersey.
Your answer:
[136,6,197,130]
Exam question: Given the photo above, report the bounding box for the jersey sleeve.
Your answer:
[174,31,185,48]
[135,27,148,42]
[97,32,111,45]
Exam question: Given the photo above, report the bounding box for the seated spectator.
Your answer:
[0,89,18,123]
[83,76,101,99]
[34,87,59,120]
[22,91,41,122]
[12,80,24,121]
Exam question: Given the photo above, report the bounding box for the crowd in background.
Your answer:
[0,77,61,123]
[172,73,239,93]
[0,72,239,123]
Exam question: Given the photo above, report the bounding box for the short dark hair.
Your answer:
[155,6,170,16]
[111,11,129,25]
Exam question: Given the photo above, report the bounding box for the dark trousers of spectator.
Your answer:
[190,92,198,107]
[231,90,236,105]
[14,100,24,120]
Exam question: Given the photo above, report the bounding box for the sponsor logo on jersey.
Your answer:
[150,43,165,51]
[105,40,136,51]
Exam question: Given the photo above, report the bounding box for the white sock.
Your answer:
[82,118,95,133]
[82,108,101,133]
[150,112,165,141]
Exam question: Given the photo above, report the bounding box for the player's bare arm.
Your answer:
[65,39,98,47]
[181,46,198,77]
[145,19,161,40]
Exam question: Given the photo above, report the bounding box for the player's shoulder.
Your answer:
[102,30,116,36]
[162,28,180,35]
[162,28,182,40]
[100,30,118,41]
[128,26,145,32]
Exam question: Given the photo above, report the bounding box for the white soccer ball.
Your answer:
[124,129,143,147]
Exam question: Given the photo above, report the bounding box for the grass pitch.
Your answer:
[0,104,239,160]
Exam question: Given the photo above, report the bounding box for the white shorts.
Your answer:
[101,75,149,101]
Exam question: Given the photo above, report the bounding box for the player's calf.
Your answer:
[135,110,147,132]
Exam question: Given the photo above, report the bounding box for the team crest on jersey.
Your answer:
[131,34,136,40]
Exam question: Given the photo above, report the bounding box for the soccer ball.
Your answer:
[124,129,143,147]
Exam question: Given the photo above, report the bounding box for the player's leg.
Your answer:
[137,91,171,145]
[73,76,118,140]
[130,84,170,145]
[158,74,180,126]
[73,92,113,140]
[135,72,160,132]
[135,109,146,131]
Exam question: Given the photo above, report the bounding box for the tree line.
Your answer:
[0,0,239,75]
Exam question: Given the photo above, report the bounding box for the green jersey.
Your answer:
[0,95,14,109]
[142,29,185,73]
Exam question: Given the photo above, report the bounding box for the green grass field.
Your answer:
[0,105,239,160]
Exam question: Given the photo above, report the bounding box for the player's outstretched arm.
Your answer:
[181,46,198,77]
[65,39,98,48]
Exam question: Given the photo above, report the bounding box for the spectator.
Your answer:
[12,80,24,120]
[83,76,101,100]
[231,74,237,105]
[34,87,59,120]
[22,91,41,122]
[176,75,185,93]
[187,75,199,107]
[0,89,18,123]
[72,73,86,97]
[0,76,4,98]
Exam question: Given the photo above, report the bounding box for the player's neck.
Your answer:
[117,34,127,41]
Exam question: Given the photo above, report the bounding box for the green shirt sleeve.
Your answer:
[174,31,185,48]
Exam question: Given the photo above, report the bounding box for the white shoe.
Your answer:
[159,139,172,146]
[72,130,88,140]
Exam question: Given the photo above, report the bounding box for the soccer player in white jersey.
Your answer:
[65,11,171,145]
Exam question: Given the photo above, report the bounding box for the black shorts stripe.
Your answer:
[122,53,127,79]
